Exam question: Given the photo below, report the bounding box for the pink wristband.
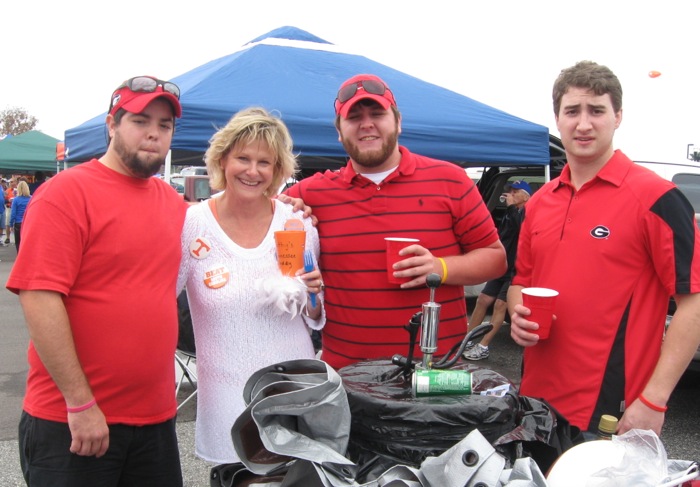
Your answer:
[66,398,96,414]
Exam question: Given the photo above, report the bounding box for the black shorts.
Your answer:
[19,411,182,487]
[481,275,512,302]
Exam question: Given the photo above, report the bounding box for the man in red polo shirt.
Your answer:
[508,61,700,438]
[285,74,507,369]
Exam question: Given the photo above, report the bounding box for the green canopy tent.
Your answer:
[0,130,61,173]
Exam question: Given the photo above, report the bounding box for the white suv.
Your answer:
[180,166,208,177]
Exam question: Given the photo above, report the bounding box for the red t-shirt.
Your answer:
[513,150,700,430]
[286,147,499,369]
[6,160,187,425]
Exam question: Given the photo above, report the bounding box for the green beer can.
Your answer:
[412,369,473,396]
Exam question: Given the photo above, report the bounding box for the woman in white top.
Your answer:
[177,107,324,465]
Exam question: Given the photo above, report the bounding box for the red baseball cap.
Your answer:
[334,74,396,118]
[109,77,182,118]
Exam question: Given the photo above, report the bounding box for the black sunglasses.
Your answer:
[336,79,388,103]
[116,76,180,99]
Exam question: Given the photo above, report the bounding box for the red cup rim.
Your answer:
[522,287,558,298]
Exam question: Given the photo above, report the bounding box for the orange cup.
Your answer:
[385,237,419,284]
[274,231,306,276]
[521,287,559,339]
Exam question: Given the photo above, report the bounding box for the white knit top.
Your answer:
[177,198,324,464]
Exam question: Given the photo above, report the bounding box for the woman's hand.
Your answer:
[296,267,323,319]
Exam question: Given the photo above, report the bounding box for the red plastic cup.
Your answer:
[385,237,419,284]
[521,287,559,339]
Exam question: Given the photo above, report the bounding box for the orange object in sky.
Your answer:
[648,70,662,78]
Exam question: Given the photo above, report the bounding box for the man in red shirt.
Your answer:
[7,76,187,486]
[509,61,700,438]
[285,74,506,369]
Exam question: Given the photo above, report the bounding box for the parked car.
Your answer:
[180,166,208,177]
[477,165,563,223]
[169,174,185,195]
[183,175,217,203]
[464,160,565,300]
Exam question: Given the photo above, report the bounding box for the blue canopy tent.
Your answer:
[65,26,551,170]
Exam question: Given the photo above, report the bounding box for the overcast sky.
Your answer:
[2,0,697,163]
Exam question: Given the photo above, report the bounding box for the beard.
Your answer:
[341,130,399,170]
[112,132,165,179]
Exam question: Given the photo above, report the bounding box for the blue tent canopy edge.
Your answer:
[65,26,551,168]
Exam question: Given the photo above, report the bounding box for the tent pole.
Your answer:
[164,151,172,183]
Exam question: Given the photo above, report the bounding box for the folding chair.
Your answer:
[175,290,197,410]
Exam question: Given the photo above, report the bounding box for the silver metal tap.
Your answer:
[419,273,442,369]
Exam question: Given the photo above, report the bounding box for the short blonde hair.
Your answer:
[205,107,297,193]
[16,180,30,197]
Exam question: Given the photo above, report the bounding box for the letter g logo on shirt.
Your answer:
[590,225,611,239]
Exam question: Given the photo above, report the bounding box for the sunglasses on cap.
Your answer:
[117,76,180,99]
[336,79,390,104]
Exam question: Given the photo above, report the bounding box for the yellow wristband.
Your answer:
[438,257,448,284]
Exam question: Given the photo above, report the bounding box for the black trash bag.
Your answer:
[228,358,573,486]
[493,394,583,474]
[339,360,578,481]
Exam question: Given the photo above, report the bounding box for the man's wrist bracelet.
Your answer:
[66,398,97,414]
[638,393,667,413]
[438,257,448,284]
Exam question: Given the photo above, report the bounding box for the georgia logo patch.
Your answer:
[590,225,611,239]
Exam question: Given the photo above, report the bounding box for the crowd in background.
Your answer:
[2,171,47,252]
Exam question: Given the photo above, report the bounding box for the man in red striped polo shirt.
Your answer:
[286,74,506,369]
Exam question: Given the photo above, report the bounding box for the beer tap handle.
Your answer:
[426,273,441,302]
